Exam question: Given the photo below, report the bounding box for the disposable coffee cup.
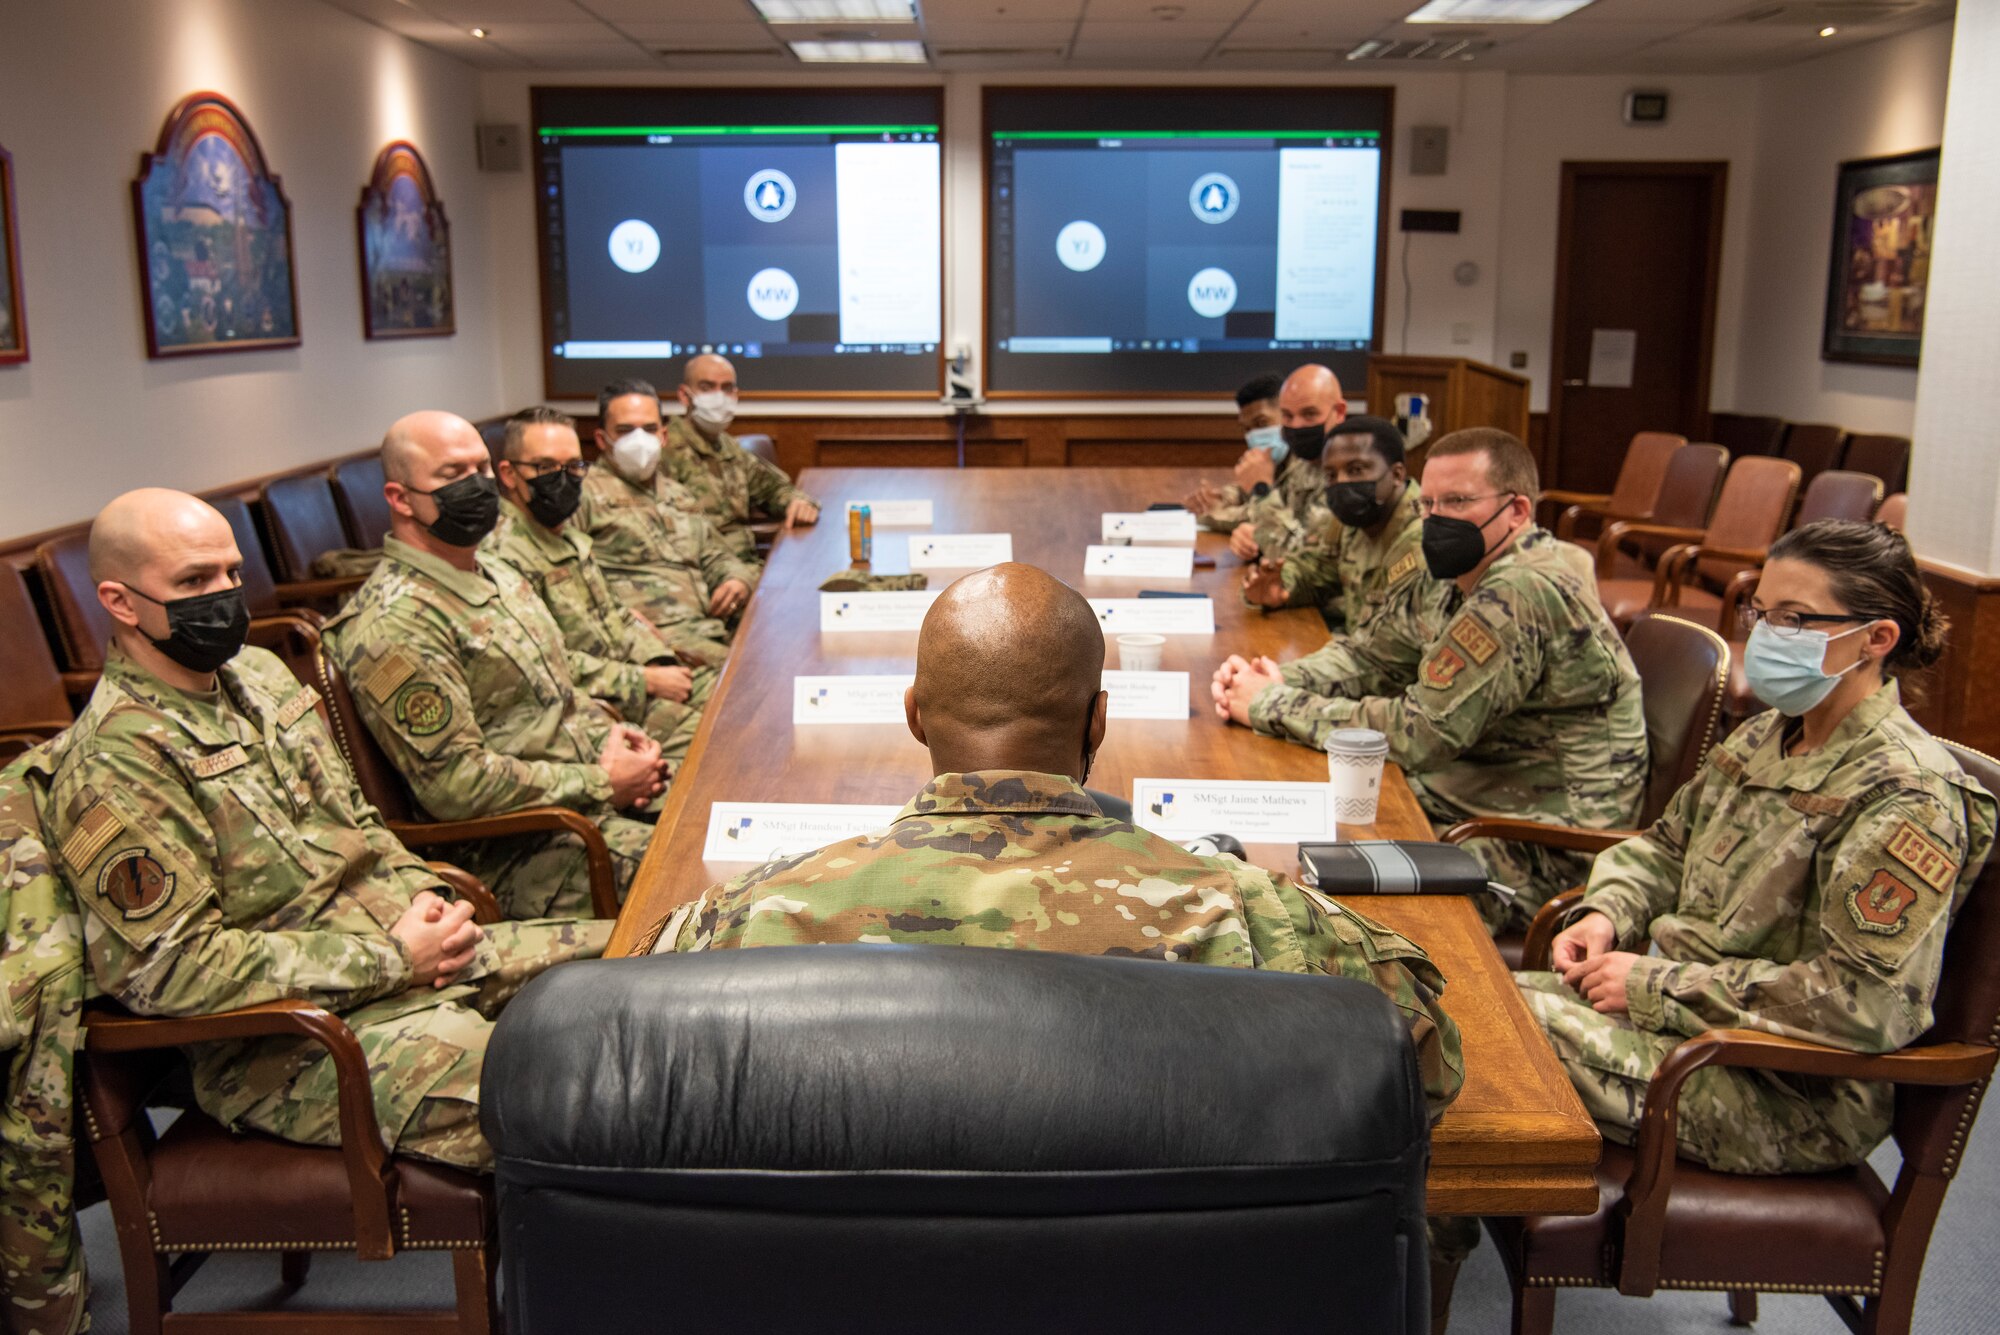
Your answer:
[1116,633,1165,673]
[1325,728,1389,825]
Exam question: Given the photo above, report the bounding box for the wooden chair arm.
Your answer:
[273,576,366,604]
[1541,489,1614,508]
[423,861,503,926]
[1520,887,1589,972]
[60,669,99,696]
[1648,542,1704,607]
[85,1000,399,1259]
[1693,543,1769,568]
[1441,817,1640,857]
[1719,567,1762,635]
[391,807,618,919]
[1616,1030,1999,1296]
[1596,521,1707,577]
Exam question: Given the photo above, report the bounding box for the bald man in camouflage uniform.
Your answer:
[662,354,819,566]
[45,488,607,1179]
[1219,430,1647,933]
[486,408,714,764]
[642,563,1464,1121]
[581,383,760,671]
[326,412,665,919]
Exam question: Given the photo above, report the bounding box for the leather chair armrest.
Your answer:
[1596,521,1707,577]
[273,576,366,605]
[424,861,503,926]
[1520,887,1589,972]
[85,1000,400,1259]
[1616,1030,2000,1297]
[1541,489,1614,508]
[1719,567,1762,635]
[1648,542,1703,607]
[1693,543,1769,568]
[0,721,70,746]
[1441,816,1640,856]
[391,807,618,919]
[60,669,99,696]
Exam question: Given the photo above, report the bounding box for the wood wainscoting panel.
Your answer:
[1912,558,2000,756]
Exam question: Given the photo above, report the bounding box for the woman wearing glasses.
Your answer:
[1523,517,1996,1175]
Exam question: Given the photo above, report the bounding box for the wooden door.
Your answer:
[1548,162,1727,494]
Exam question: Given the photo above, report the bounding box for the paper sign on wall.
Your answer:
[1087,598,1215,635]
[701,802,904,863]
[1102,511,1198,544]
[1130,779,1336,842]
[819,591,940,632]
[1587,328,1637,389]
[793,675,913,724]
[908,533,1014,568]
[847,499,934,527]
[1085,545,1195,579]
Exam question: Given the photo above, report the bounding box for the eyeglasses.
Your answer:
[1418,492,1513,517]
[514,459,591,480]
[1740,606,1871,637]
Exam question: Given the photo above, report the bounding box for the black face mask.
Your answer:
[1421,497,1515,580]
[1327,478,1395,529]
[123,583,251,674]
[411,472,500,547]
[523,469,583,527]
[1281,421,1328,462]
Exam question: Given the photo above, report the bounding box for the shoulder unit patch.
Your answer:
[393,680,452,737]
[1423,646,1468,690]
[1448,614,1500,666]
[1848,869,1918,935]
[97,847,176,920]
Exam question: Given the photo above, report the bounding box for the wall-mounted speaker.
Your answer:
[1410,125,1449,176]
[477,123,523,173]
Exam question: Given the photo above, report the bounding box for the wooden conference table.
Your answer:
[609,466,1600,1216]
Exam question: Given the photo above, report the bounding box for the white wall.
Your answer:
[0,0,503,535]
[1735,21,1953,435]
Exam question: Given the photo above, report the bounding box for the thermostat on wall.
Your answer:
[1624,91,1669,125]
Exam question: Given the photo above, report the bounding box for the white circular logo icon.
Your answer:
[743,169,797,222]
[607,219,661,274]
[746,267,799,322]
[1189,173,1240,224]
[1056,220,1107,272]
[1187,267,1238,319]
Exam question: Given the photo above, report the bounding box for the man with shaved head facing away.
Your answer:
[662,353,819,566]
[44,488,606,1172]
[326,411,665,921]
[644,562,1463,1120]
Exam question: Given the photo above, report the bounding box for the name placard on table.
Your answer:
[908,533,1014,568]
[794,675,910,724]
[1130,779,1337,842]
[1084,545,1195,579]
[819,590,941,632]
[846,499,934,527]
[1102,511,1198,544]
[702,802,904,863]
[1088,597,1215,635]
[1101,670,1190,719]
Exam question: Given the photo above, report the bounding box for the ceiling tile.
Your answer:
[612,19,789,44]
[1078,0,1257,20]
[1071,18,1234,42]
[1237,0,1412,23]
[519,40,664,66]
[417,0,600,23]
[917,0,1090,20]
[1223,19,1399,43]
[1067,38,1221,64]
[923,20,1081,42]
[434,20,624,40]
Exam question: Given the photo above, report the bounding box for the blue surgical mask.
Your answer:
[1743,620,1868,717]
[1245,425,1286,464]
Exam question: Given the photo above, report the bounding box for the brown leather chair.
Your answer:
[1546,431,1684,545]
[1596,444,1728,581]
[330,454,392,550]
[1708,412,1787,459]
[34,531,113,684]
[205,495,363,620]
[1875,492,1909,532]
[1596,456,1800,632]
[1779,422,1849,489]
[736,431,778,466]
[258,614,620,919]
[0,562,75,758]
[262,473,359,583]
[1482,739,2000,1335]
[1444,613,1728,967]
[1843,433,1911,495]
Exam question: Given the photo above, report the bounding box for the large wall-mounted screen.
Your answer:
[533,87,943,399]
[985,87,1392,398]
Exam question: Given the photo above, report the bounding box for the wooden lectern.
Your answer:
[1366,355,1531,472]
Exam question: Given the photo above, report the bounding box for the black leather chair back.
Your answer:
[484,945,1430,1334]
[206,496,282,617]
[329,455,391,550]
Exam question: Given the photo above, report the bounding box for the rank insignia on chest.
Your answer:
[1849,869,1918,935]
[1423,646,1468,689]
[1885,820,1956,892]
[394,680,453,737]
[1448,615,1500,665]
[98,847,175,920]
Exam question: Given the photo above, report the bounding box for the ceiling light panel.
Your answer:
[1405,0,1597,21]
[788,38,929,61]
[756,0,917,21]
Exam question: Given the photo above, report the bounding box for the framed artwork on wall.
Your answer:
[1823,146,1938,367]
[0,142,27,365]
[357,141,455,339]
[131,91,300,358]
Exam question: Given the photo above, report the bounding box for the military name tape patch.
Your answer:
[394,680,452,737]
[190,744,250,779]
[1423,646,1468,689]
[363,648,418,705]
[276,686,320,729]
[1885,820,1956,893]
[97,847,175,919]
[1448,615,1500,666]
[1849,868,1918,935]
[544,566,573,586]
[59,801,125,872]
[1387,551,1422,584]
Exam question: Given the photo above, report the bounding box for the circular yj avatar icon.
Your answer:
[607,219,661,274]
[1189,173,1240,224]
[747,268,800,322]
[1056,220,1107,272]
[744,169,798,223]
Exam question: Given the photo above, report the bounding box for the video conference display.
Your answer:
[533,88,943,398]
[985,87,1392,397]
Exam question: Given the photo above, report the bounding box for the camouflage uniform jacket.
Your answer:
[0,746,88,1335]
[1573,682,1996,1143]
[575,464,759,668]
[324,537,618,823]
[1215,454,1339,586]
[486,499,678,724]
[1275,482,1446,696]
[664,416,814,566]
[650,770,1464,1118]
[43,644,509,1135]
[1251,526,1647,834]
